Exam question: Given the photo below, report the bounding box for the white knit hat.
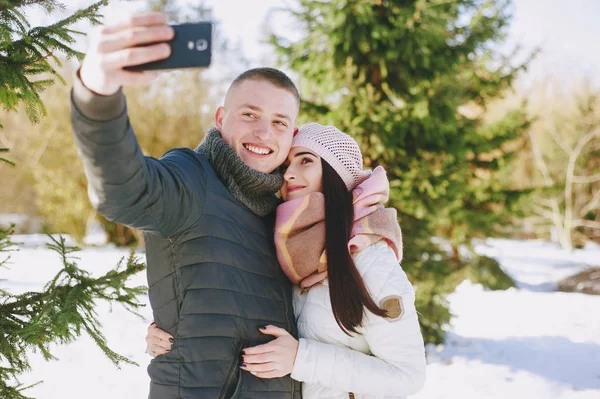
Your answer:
[292,123,367,191]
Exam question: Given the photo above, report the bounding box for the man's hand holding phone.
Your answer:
[79,13,174,96]
[79,13,212,97]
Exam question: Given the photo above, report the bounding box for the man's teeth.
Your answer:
[245,144,270,155]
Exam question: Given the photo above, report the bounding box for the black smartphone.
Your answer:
[125,22,212,71]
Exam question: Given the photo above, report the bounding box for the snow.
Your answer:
[419,281,600,399]
[415,239,600,399]
[2,237,599,398]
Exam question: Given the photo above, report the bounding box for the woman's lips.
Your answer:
[287,185,305,193]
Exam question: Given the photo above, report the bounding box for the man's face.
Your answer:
[215,79,299,174]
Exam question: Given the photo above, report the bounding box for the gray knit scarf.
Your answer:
[196,128,283,217]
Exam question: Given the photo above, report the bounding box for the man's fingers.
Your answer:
[101,44,170,69]
[80,12,169,94]
[100,12,168,35]
[129,12,169,27]
[97,25,174,53]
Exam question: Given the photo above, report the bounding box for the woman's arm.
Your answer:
[242,244,427,396]
[292,245,426,395]
[291,297,426,396]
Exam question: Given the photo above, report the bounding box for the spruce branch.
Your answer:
[0,1,109,124]
[0,234,147,396]
[0,368,39,399]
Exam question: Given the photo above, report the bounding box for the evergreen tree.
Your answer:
[270,0,528,343]
[0,2,148,397]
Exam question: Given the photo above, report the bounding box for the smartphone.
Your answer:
[125,22,212,71]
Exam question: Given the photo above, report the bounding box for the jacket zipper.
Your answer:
[281,284,295,396]
[220,340,245,399]
[230,371,243,399]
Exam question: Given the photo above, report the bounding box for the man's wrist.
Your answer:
[71,67,125,121]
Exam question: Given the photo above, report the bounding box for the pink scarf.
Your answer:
[275,166,403,288]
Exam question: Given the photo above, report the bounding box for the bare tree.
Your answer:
[530,125,600,251]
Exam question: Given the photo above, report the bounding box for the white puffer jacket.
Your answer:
[291,241,426,399]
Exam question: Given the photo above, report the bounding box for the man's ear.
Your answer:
[215,106,225,131]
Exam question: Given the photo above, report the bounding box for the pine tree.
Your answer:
[0,2,148,397]
[270,0,529,343]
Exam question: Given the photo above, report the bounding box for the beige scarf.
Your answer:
[274,166,403,288]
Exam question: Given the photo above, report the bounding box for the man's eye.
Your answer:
[243,112,257,119]
[274,120,287,127]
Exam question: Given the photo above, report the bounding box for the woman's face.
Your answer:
[281,146,323,201]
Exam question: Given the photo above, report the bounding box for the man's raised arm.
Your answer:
[70,13,204,237]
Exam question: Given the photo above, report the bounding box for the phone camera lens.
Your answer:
[196,39,208,51]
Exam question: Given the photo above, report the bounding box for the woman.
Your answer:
[147,123,427,398]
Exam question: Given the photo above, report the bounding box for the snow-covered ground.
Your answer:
[2,236,599,398]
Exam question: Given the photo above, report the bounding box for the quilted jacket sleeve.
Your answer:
[70,72,206,237]
[291,243,426,396]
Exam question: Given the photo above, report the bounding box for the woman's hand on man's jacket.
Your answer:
[241,325,299,379]
[145,322,173,357]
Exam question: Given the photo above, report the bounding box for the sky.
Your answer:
[504,0,600,83]
[24,0,600,87]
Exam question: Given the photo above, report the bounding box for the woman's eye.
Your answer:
[301,157,313,164]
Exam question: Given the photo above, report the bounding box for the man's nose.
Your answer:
[252,120,272,140]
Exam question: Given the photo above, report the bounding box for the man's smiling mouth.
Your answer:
[244,143,273,155]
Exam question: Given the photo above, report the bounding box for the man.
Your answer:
[71,12,302,398]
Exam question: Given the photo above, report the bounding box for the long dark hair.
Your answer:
[322,160,388,335]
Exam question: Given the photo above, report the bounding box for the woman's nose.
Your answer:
[284,167,295,181]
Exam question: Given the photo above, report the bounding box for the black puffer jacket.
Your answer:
[70,83,301,399]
